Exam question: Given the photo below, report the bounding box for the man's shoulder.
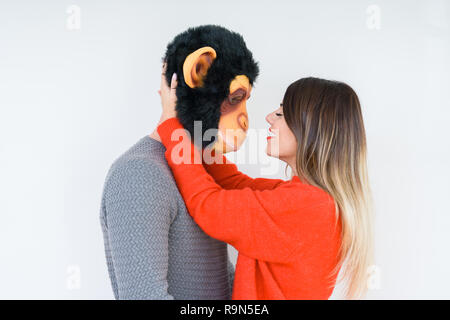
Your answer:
[103,136,174,193]
[100,136,181,225]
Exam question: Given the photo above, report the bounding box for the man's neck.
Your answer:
[149,129,161,142]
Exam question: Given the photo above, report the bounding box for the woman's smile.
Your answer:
[267,128,276,140]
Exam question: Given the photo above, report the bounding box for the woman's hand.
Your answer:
[158,63,178,124]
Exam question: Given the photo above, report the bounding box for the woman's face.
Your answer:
[265,104,297,163]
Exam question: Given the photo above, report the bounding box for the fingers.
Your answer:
[160,72,170,93]
[170,73,178,90]
[158,63,177,100]
[170,74,178,104]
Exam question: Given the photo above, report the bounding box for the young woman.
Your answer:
[156,74,373,300]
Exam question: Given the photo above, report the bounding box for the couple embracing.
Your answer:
[100,25,373,300]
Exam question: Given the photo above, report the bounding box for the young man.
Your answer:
[99,25,259,299]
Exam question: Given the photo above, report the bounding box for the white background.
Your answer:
[0,0,449,299]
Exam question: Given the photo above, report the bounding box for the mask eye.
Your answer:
[228,89,246,105]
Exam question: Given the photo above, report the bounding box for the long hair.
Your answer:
[282,77,374,299]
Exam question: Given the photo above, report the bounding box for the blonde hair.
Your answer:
[283,77,374,299]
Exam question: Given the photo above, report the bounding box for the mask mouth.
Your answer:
[217,130,236,150]
[216,128,246,152]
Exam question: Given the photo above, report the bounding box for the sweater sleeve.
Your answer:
[203,151,286,191]
[157,118,324,263]
[102,159,175,300]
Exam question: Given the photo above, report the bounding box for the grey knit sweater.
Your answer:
[100,135,234,299]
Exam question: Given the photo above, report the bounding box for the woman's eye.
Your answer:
[276,113,283,117]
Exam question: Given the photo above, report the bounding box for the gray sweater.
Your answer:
[100,135,234,299]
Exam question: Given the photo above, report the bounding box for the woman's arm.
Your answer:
[202,151,286,191]
[157,117,335,263]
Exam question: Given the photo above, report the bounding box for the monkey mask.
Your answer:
[162,25,259,153]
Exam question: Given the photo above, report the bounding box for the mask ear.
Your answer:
[183,46,217,88]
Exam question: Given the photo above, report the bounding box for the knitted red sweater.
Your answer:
[157,117,342,300]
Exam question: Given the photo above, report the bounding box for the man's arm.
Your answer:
[102,159,176,299]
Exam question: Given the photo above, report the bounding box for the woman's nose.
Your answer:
[265,112,273,125]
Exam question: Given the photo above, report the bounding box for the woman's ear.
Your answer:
[183,46,217,88]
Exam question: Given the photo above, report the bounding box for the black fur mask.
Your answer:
[162,25,259,148]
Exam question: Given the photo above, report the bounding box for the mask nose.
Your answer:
[238,113,249,131]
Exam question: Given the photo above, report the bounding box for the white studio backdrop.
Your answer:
[0,0,449,299]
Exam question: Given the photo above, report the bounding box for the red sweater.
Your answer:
[157,117,342,300]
